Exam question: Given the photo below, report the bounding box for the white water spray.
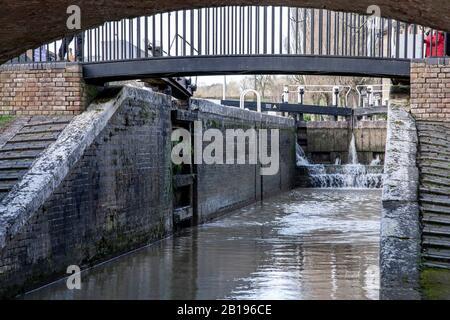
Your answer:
[348,133,359,165]
[370,155,381,166]
[295,142,383,189]
[296,143,310,166]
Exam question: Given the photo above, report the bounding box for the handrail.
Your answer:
[240,89,261,113]
[4,6,440,65]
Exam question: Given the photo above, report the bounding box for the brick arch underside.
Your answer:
[1,0,449,64]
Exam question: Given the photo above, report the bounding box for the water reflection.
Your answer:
[24,188,381,300]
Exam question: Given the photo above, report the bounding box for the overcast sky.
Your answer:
[196,75,246,86]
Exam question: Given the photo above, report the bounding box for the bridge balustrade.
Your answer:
[5,6,445,65]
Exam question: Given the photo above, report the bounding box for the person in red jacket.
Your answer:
[424,30,445,57]
[446,32,450,56]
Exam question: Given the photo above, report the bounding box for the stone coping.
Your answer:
[298,120,387,129]
[411,58,450,65]
[0,62,81,71]
[191,99,295,128]
[382,104,419,203]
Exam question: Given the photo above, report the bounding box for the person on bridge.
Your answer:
[446,32,450,56]
[58,33,84,61]
[424,30,445,57]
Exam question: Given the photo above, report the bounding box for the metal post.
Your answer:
[332,86,340,107]
[223,75,227,100]
[297,86,305,104]
[367,85,374,107]
[297,86,305,121]
[445,32,449,57]
[282,86,289,103]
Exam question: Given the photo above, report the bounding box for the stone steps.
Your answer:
[23,116,73,127]
[422,203,450,216]
[420,194,450,207]
[418,156,450,165]
[421,187,450,198]
[419,147,450,158]
[418,120,450,268]
[0,141,52,152]
[422,234,450,267]
[422,176,450,188]
[418,130,450,141]
[0,181,17,192]
[423,225,450,237]
[419,163,450,173]
[10,131,61,143]
[423,248,450,261]
[0,150,44,160]
[418,138,450,150]
[422,252,450,266]
[0,159,33,171]
[423,261,450,269]
[0,116,72,202]
[417,124,450,132]
[19,123,68,134]
[420,166,450,178]
[0,169,28,181]
[423,235,450,249]
[423,213,450,226]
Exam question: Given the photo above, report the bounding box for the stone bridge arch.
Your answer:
[1,0,449,63]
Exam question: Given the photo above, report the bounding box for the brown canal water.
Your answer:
[24,188,381,300]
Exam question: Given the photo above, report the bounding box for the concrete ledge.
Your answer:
[0,85,165,250]
[411,58,450,65]
[382,105,419,202]
[380,103,421,299]
[0,62,80,71]
[298,120,387,129]
[191,99,295,128]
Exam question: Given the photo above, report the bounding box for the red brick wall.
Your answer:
[0,62,87,115]
[410,58,450,121]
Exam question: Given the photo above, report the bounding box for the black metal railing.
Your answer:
[5,6,447,65]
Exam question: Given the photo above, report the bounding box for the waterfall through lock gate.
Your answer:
[348,133,359,165]
[296,142,384,189]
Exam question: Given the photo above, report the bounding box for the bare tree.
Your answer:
[240,75,275,100]
[286,8,380,109]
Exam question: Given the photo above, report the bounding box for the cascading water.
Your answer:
[370,155,381,166]
[296,143,310,166]
[295,142,384,189]
[307,164,384,188]
[348,133,359,165]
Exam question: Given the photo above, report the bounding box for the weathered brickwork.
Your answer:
[410,58,450,121]
[0,62,87,116]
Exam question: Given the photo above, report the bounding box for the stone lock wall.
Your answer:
[193,100,296,223]
[0,87,297,296]
[0,87,173,296]
[0,62,88,116]
[380,102,421,300]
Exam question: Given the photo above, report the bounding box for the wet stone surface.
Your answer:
[24,188,381,300]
